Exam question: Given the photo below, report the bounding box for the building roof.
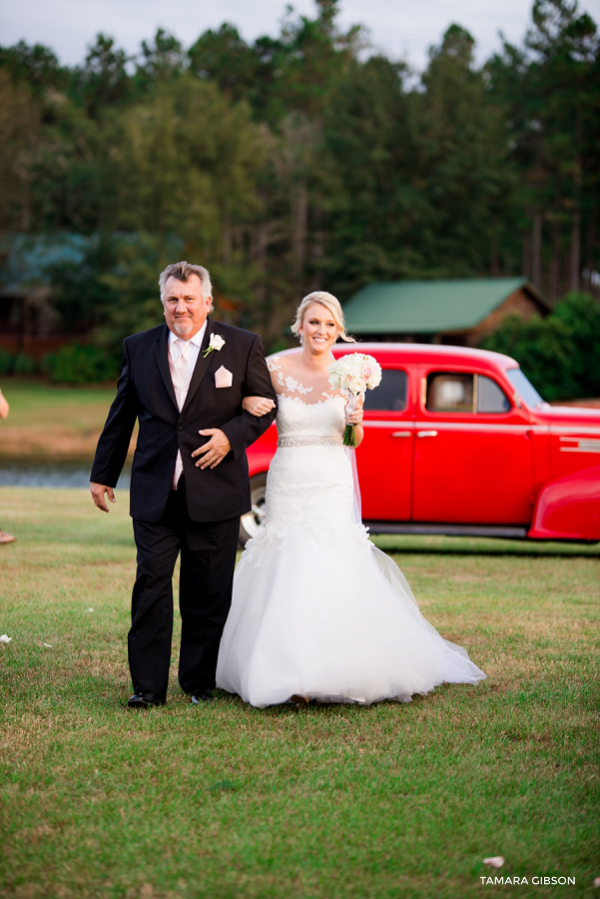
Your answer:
[0,232,89,291]
[342,277,550,335]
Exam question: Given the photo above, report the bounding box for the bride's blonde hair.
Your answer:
[291,291,355,343]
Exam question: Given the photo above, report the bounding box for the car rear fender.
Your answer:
[528,465,600,541]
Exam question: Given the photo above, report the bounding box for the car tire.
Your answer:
[239,472,268,547]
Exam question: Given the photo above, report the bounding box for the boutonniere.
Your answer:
[203,333,226,358]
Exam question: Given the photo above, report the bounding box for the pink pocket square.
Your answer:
[214,365,233,388]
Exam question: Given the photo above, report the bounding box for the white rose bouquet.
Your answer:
[328,353,382,447]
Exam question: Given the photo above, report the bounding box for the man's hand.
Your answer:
[90,482,116,513]
[192,429,232,470]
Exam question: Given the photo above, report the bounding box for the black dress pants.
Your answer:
[129,482,239,699]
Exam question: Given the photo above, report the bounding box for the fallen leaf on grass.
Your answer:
[0,634,12,644]
[483,857,505,868]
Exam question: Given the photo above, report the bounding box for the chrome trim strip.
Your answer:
[366,421,548,434]
[364,421,414,429]
[552,427,600,436]
[365,422,600,436]
[413,421,532,434]
[560,441,600,453]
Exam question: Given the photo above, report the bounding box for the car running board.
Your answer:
[364,522,528,539]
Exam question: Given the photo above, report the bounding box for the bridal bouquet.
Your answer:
[328,353,382,446]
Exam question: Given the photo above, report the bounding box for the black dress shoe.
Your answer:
[128,691,165,709]
[190,688,214,705]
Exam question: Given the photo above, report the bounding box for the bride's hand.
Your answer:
[243,395,276,417]
[345,395,364,425]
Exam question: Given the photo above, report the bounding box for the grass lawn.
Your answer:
[0,487,599,898]
[0,380,129,459]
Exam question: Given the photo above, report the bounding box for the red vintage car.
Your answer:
[241,344,600,545]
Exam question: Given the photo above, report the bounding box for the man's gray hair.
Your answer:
[158,262,213,310]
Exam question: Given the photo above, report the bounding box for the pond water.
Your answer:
[0,460,131,489]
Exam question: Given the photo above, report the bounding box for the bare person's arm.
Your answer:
[0,389,9,419]
[242,359,282,417]
[345,395,365,447]
[242,396,276,417]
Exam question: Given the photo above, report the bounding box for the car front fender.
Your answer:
[528,465,600,541]
[247,452,274,479]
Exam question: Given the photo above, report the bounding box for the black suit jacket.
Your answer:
[90,319,276,523]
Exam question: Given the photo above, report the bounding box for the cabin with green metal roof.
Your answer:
[342,277,551,346]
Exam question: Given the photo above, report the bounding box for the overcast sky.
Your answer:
[2,0,600,73]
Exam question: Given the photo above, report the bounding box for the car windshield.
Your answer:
[506,368,545,408]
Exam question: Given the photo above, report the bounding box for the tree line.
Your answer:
[0,0,599,360]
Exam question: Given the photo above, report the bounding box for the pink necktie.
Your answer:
[171,340,191,489]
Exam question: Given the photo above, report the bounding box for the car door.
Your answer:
[411,367,534,525]
[357,365,413,521]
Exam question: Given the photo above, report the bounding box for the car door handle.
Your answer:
[416,430,438,438]
[391,431,412,438]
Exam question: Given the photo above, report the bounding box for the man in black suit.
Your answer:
[90,261,276,708]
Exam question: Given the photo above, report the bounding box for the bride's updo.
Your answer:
[291,291,355,343]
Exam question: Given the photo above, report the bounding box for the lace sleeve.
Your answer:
[267,356,285,394]
[268,356,316,398]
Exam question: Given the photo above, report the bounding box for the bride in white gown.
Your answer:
[216,292,486,707]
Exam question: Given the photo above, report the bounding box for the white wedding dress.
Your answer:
[216,391,486,707]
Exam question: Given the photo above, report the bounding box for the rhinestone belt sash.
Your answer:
[277,435,344,448]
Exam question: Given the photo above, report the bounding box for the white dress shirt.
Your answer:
[168,323,207,489]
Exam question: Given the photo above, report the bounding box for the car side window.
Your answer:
[364,368,407,412]
[477,375,511,413]
[426,372,511,414]
[426,373,473,412]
